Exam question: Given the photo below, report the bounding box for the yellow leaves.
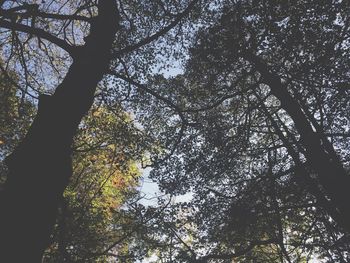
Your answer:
[106,143,116,151]
[89,155,97,163]
[57,102,148,258]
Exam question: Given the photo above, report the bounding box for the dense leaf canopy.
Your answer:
[0,0,350,262]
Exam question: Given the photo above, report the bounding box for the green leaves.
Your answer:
[0,70,35,184]
[43,105,147,262]
[141,1,350,262]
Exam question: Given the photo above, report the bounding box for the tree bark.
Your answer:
[243,51,350,232]
[0,1,119,261]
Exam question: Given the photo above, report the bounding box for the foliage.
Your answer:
[0,77,148,262]
[0,70,35,184]
[127,1,350,262]
[1,0,350,262]
[43,104,147,262]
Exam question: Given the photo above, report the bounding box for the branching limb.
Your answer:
[0,18,77,56]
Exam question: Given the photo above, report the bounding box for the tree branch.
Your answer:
[113,0,199,57]
[0,18,77,56]
[0,9,91,22]
[197,239,278,262]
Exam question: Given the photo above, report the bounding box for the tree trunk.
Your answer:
[0,1,119,261]
[243,51,350,232]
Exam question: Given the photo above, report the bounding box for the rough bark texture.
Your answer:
[0,1,119,261]
[243,52,350,232]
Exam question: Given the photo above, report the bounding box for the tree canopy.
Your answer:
[0,0,350,262]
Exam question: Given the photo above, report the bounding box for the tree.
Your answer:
[0,0,200,261]
[0,80,145,261]
[43,106,145,262]
[0,1,118,260]
[139,0,350,261]
[1,0,350,262]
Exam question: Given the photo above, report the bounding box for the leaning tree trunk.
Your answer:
[0,1,118,261]
[243,51,350,233]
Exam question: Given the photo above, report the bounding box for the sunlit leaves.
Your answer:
[43,104,148,261]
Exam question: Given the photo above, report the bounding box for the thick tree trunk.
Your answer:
[243,52,350,232]
[0,1,119,261]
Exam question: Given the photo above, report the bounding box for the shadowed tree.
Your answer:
[0,1,119,261]
[177,0,350,231]
[0,79,147,262]
[2,0,349,262]
[0,0,199,261]
[133,1,350,261]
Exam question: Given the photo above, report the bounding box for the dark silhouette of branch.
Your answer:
[110,71,187,167]
[325,133,350,138]
[113,0,199,57]
[0,6,91,22]
[254,90,348,233]
[88,198,173,258]
[111,71,186,122]
[196,239,278,262]
[0,19,77,55]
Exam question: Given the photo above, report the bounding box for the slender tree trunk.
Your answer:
[0,1,119,261]
[243,52,350,232]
